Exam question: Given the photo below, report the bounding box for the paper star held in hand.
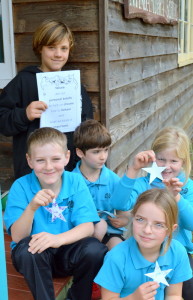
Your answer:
[145,261,172,286]
[142,162,166,184]
[44,198,67,222]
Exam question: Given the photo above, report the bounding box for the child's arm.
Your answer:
[163,177,193,230]
[28,222,94,254]
[165,282,182,300]
[26,174,98,254]
[101,281,159,300]
[93,219,108,242]
[0,75,47,136]
[126,150,156,179]
[11,189,55,243]
[110,151,156,211]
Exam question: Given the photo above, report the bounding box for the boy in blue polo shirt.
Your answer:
[94,189,192,300]
[73,120,130,250]
[4,127,108,300]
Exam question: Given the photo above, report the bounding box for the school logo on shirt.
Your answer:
[68,200,74,211]
[181,188,188,195]
[105,193,111,199]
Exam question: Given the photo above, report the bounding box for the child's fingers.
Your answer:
[39,101,48,109]
[138,281,159,299]
[163,178,183,188]
[169,177,181,183]
[31,189,55,208]
[144,281,159,295]
[137,150,155,163]
[39,189,55,203]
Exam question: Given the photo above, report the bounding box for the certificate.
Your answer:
[36,70,81,133]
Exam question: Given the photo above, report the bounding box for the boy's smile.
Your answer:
[26,143,70,189]
[40,38,70,72]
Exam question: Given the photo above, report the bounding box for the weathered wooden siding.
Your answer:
[1,0,193,193]
[13,0,100,115]
[0,0,101,192]
[0,136,13,192]
[108,1,193,175]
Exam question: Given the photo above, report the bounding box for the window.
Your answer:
[124,0,178,25]
[0,0,15,88]
[178,0,193,66]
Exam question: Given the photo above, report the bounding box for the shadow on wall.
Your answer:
[0,17,4,62]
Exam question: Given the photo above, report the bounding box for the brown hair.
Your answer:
[151,126,191,181]
[27,127,68,156]
[132,188,178,253]
[74,120,112,153]
[33,19,74,57]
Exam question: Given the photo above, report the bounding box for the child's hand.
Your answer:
[29,189,55,211]
[108,215,129,228]
[26,101,48,121]
[131,281,159,300]
[163,178,183,201]
[28,232,62,254]
[126,150,156,178]
[133,150,156,170]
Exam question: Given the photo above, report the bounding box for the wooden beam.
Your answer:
[99,0,109,127]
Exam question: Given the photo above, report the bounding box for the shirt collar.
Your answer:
[129,237,171,270]
[30,170,74,203]
[76,161,108,186]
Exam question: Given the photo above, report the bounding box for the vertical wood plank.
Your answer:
[99,0,109,127]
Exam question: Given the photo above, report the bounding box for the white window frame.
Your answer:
[178,0,193,66]
[0,0,15,88]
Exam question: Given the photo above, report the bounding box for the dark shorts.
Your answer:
[102,233,125,245]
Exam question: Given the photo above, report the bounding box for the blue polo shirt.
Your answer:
[111,173,193,252]
[73,162,125,234]
[94,237,192,299]
[4,170,100,249]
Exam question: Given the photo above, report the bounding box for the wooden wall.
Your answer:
[13,0,100,118]
[107,0,193,175]
[1,0,193,192]
[0,0,101,192]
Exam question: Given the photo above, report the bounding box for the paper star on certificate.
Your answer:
[44,198,67,222]
[142,161,166,184]
[145,261,172,286]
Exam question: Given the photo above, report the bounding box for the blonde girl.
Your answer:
[112,126,193,300]
[95,189,192,300]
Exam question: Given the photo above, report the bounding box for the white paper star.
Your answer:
[142,162,166,184]
[44,198,67,222]
[145,261,172,286]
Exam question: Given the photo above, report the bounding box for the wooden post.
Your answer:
[0,189,8,300]
[99,0,109,128]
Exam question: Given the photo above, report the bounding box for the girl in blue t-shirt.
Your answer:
[112,126,193,300]
[95,188,192,300]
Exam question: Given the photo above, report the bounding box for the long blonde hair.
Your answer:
[132,189,178,253]
[151,126,191,181]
